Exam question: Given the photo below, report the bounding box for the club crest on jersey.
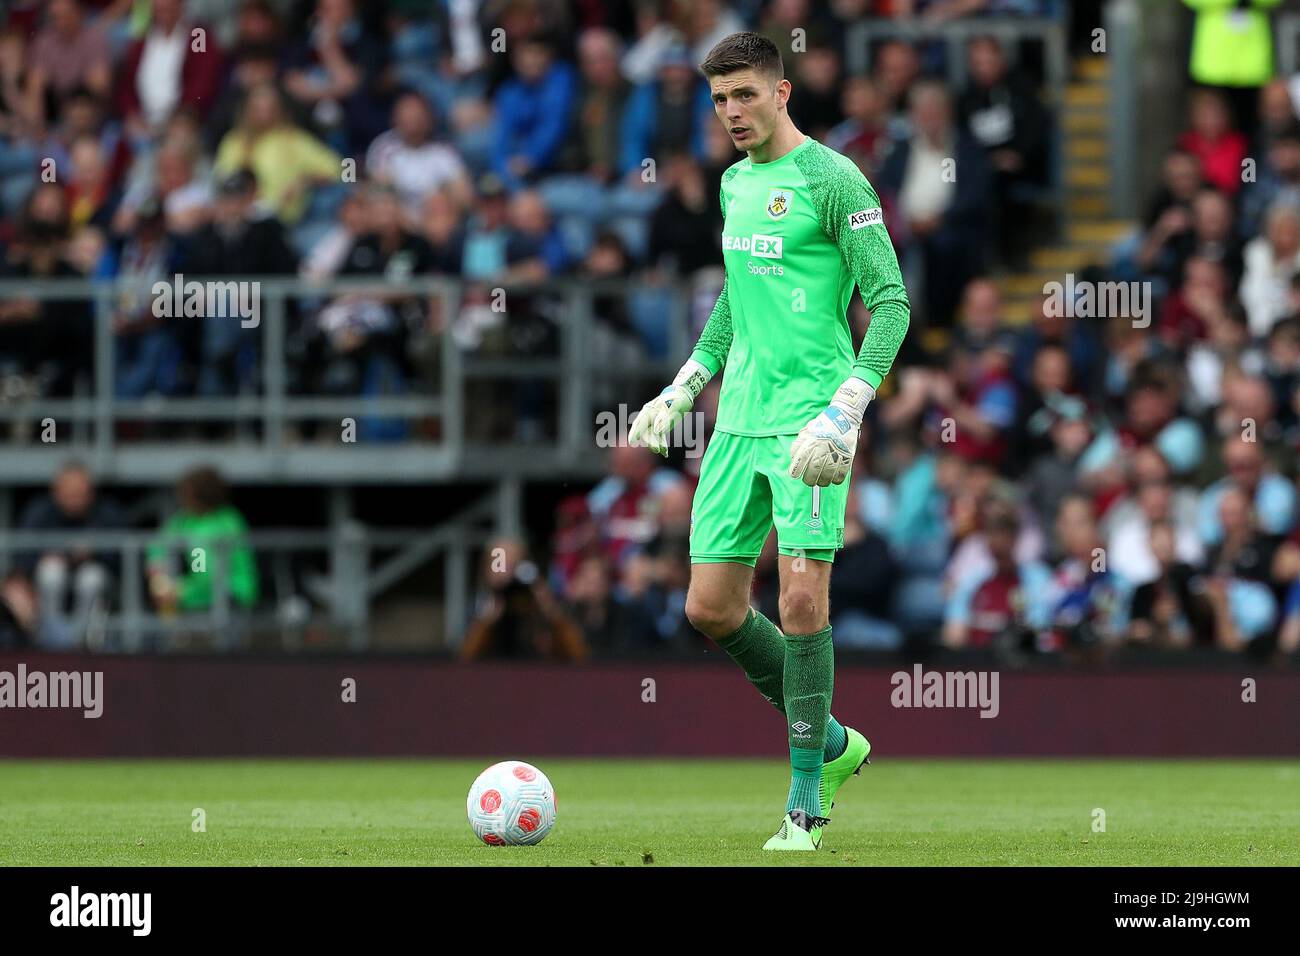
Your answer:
[765,188,793,219]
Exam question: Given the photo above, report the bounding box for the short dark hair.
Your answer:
[699,32,783,83]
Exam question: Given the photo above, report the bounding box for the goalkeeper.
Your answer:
[629,33,910,851]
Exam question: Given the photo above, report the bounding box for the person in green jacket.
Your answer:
[1185,0,1281,88]
[146,466,260,614]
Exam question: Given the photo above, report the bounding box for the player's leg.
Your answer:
[686,430,787,704]
[765,437,871,846]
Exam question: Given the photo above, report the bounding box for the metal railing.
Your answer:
[0,275,694,485]
[0,488,505,651]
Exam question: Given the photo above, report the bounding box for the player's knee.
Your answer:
[779,587,826,634]
[685,591,746,638]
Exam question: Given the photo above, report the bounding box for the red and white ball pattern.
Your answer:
[466,761,556,846]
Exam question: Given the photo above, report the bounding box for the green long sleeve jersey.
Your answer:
[689,135,910,436]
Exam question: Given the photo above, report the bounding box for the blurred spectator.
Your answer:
[146,465,260,617]
[1239,121,1300,238]
[364,90,472,212]
[957,35,1049,267]
[1103,451,1203,587]
[1198,436,1296,544]
[1176,88,1249,196]
[1239,201,1300,337]
[1183,0,1279,136]
[785,40,844,143]
[620,44,712,180]
[116,0,226,136]
[491,33,577,191]
[16,461,126,648]
[111,196,183,398]
[1044,495,1127,652]
[942,497,1053,650]
[830,487,902,648]
[587,444,684,572]
[569,27,630,185]
[26,0,113,126]
[1127,520,1214,647]
[180,167,298,397]
[878,80,991,326]
[826,74,888,173]
[461,537,587,661]
[872,39,919,140]
[282,0,388,154]
[213,82,340,225]
[1200,486,1280,650]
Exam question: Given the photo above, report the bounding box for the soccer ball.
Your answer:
[466,760,557,846]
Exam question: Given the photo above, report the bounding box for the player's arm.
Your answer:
[790,162,911,487]
[630,180,734,456]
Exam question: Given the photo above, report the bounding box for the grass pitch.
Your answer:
[1,758,1296,866]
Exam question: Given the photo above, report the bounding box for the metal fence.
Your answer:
[0,275,694,485]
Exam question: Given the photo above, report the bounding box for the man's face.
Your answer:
[53,470,93,519]
[709,68,786,152]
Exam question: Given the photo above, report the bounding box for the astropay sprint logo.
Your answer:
[50,886,151,936]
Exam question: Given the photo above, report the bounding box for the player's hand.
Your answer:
[789,377,875,487]
[628,384,694,457]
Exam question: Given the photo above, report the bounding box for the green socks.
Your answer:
[783,624,835,816]
[714,610,846,762]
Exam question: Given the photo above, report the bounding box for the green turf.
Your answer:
[0,758,1296,866]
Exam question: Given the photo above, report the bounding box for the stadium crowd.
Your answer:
[1,0,1297,663]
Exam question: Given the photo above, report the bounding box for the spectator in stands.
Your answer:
[364,90,472,213]
[0,184,93,399]
[111,196,183,399]
[146,465,260,620]
[587,444,684,573]
[491,33,577,191]
[1103,449,1203,587]
[1254,76,1298,154]
[785,39,844,143]
[826,75,888,174]
[461,536,587,661]
[877,80,991,326]
[1239,121,1300,238]
[205,44,282,150]
[942,497,1053,650]
[647,152,723,277]
[1127,520,1214,647]
[1183,0,1278,137]
[1177,88,1249,197]
[1186,303,1261,413]
[282,0,388,154]
[181,167,298,397]
[620,44,712,181]
[1239,201,1300,338]
[0,28,39,215]
[570,27,631,186]
[1022,388,1091,528]
[213,82,340,226]
[300,187,369,280]
[1200,486,1280,651]
[419,186,468,274]
[1199,435,1296,544]
[501,189,569,283]
[1044,494,1127,652]
[1158,254,1231,350]
[64,132,122,231]
[830,487,902,648]
[958,34,1049,268]
[26,0,112,126]
[871,39,919,140]
[116,0,226,136]
[16,461,126,649]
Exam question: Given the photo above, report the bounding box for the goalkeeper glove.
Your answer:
[628,358,711,457]
[789,377,875,487]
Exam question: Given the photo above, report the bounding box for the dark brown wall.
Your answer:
[0,655,1296,757]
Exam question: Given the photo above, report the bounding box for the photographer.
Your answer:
[460,537,587,662]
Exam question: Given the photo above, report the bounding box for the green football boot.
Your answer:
[762,809,828,851]
[819,726,871,817]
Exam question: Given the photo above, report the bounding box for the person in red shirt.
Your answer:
[1177,88,1249,196]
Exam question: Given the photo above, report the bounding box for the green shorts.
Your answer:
[689,430,849,566]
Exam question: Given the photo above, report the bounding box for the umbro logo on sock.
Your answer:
[791,720,812,734]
